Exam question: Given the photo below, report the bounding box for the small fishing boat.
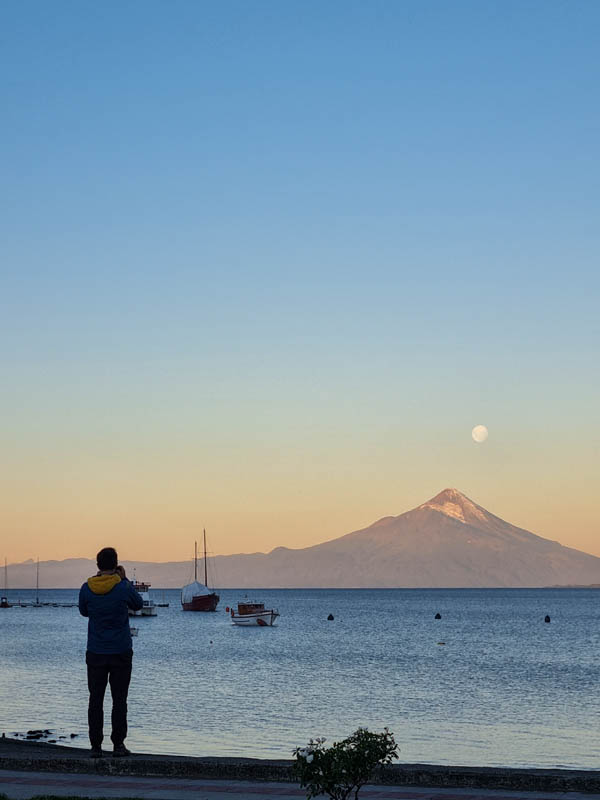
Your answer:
[181,532,219,612]
[230,600,279,627]
[129,578,158,617]
[0,596,11,609]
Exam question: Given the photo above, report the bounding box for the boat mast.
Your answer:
[4,557,7,591]
[36,557,39,604]
[203,529,208,587]
[194,541,197,582]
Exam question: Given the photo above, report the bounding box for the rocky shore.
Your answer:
[1,735,600,793]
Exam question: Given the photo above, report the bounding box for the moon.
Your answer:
[472,424,488,443]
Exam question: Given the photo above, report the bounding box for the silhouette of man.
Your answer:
[79,547,143,758]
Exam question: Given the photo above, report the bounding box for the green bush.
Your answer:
[293,727,398,800]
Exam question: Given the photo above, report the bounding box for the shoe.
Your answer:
[112,743,131,757]
[90,747,103,758]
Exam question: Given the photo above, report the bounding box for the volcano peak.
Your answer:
[418,488,488,524]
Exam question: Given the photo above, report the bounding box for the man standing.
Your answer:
[79,547,143,758]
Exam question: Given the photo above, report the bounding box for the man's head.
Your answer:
[96,547,118,572]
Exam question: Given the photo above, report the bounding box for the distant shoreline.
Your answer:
[3,584,600,591]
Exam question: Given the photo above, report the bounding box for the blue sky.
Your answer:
[2,1,599,561]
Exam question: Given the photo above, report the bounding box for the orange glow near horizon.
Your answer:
[3,455,599,564]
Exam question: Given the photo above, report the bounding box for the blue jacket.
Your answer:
[79,573,143,654]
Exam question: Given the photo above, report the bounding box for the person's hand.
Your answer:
[115,565,127,580]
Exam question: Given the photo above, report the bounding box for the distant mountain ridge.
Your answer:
[4,489,600,588]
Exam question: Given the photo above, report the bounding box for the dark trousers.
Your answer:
[86,650,133,748]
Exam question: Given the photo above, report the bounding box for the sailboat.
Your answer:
[181,531,219,612]
[9,558,76,607]
[0,557,10,608]
[31,558,43,607]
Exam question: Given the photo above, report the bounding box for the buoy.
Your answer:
[544,615,551,623]
[225,606,229,612]
[327,613,334,621]
[435,613,441,620]
[437,642,446,646]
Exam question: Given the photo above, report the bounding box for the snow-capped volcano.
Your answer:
[205,488,600,588]
[7,489,600,588]
[418,488,490,525]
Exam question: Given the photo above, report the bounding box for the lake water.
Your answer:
[0,587,599,768]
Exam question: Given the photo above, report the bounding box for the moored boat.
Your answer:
[129,578,158,616]
[0,596,11,609]
[181,532,219,612]
[230,600,279,627]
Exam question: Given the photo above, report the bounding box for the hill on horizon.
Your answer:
[4,489,600,589]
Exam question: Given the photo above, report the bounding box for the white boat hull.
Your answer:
[130,605,158,616]
[129,590,158,616]
[231,610,279,627]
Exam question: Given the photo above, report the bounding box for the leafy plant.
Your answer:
[293,727,398,800]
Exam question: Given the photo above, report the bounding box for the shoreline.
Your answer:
[1,738,600,793]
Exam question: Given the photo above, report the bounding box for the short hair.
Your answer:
[97,547,118,571]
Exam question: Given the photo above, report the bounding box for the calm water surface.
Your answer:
[0,588,598,768]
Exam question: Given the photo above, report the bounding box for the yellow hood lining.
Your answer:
[87,573,122,595]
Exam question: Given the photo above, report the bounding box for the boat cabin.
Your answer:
[237,601,265,615]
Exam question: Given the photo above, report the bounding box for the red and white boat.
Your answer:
[181,533,219,612]
[230,600,279,627]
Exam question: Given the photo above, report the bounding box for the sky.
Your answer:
[2,0,599,565]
